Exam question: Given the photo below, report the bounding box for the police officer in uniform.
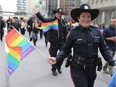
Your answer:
[36,8,67,76]
[48,4,116,87]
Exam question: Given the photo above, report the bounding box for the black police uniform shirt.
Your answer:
[56,25,115,66]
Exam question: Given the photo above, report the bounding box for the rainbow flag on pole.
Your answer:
[5,27,35,75]
[40,20,58,32]
[72,22,79,27]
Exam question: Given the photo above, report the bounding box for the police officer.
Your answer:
[48,4,116,87]
[36,8,67,76]
[27,17,33,39]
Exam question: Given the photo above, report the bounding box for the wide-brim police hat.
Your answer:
[71,4,99,22]
[53,8,63,14]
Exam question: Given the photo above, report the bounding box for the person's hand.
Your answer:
[113,66,116,72]
[112,37,116,42]
[47,57,56,65]
[106,37,116,42]
[32,8,40,14]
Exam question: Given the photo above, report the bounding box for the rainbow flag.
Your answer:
[40,20,58,32]
[72,22,79,27]
[7,46,22,75]
[20,21,25,28]
[5,27,35,75]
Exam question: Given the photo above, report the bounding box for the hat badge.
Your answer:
[59,9,62,11]
[84,5,89,9]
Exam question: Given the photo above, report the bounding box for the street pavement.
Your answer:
[0,29,115,87]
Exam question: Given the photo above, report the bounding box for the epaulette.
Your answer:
[90,26,99,31]
[71,26,79,31]
[90,25,97,29]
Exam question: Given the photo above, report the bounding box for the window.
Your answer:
[70,0,75,7]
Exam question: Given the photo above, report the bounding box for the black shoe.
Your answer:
[52,70,57,76]
[30,38,32,41]
[34,43,36,46]
[57,68,62,74]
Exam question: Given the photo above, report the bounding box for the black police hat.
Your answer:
[53,8,63,14]
[71,4,99,22]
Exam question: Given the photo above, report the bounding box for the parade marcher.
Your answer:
[32,19,40,46]
[98,24,103,33]
[27,17,33,40]
[36,8,68,76]
[102,23,105,30]
[6,17,11,32]
[12,17,20,31]
[47,4,116,87]
[103,18,116,76]
[20,17,26,35]
[0,16,6,42]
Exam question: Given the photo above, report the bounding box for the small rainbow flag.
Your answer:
[20,21,25,28]
[40,20,58,32]
[72,22,79,27]
[5,27,35,75]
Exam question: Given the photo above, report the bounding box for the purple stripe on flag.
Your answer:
[21,45,35,60]
[8,66,14,75]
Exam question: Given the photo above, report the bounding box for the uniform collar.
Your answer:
[79,25,92,32]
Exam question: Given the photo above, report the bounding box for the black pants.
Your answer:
[70,62,97,87]
[39,29,43,39]
[28,28,32,37]
[20,28,25,35]
[0,32,4,41]
[44,32,48,47]
[49,41,65,70]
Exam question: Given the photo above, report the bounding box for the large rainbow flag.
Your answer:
[40,20,58,32]
[5,27,35,75]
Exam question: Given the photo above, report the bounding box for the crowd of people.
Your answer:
[0,3,116,87]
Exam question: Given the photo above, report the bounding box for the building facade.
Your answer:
[46,0,116,25]
[26,0,47,17]
[47,0,80,20]
[88,0,116,25]
[17,0,26,13]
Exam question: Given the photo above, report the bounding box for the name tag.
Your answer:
[95,36,100,39]
[77,39,82,41]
